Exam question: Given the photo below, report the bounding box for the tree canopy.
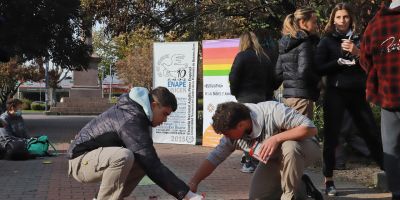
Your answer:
[0,59,42,111]
[82,0,383,41]
[0,0,91,70]
[88,0,383,88]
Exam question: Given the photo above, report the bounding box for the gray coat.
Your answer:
[0,112,29,139]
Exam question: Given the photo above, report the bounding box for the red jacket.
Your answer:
[360,1,400,110]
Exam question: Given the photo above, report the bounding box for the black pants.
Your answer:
[322,87,383,177]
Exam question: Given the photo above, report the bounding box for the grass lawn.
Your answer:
[22,110,44,114]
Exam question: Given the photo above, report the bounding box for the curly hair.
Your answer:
[212,102,251,134]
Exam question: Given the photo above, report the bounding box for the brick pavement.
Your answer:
[0,143,392,200]
[0,114,391,200]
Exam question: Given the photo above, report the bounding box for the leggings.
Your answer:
[322,87,383,177]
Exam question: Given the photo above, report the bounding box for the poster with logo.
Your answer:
[202,39,239,147]
[153,42,198,145]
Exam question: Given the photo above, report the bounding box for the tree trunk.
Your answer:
[48,88,57,107]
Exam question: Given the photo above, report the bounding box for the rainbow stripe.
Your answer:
[202,39,239,76]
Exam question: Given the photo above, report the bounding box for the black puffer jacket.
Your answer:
[275,31,320,101]
[315,31,366,90]
[229,48,275,102]
[67,94,189,199]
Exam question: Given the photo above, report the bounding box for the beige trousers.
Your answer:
[68,147,146,200]
[249,139,320,200]
[283,98,314,120]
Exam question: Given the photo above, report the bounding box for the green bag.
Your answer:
[27,135,57,156]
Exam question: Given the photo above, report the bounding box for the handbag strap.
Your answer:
[47,140,58,156]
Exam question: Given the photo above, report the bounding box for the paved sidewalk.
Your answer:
[0,143,391,200]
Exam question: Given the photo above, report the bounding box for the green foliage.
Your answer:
[21,99,32,110]
[313,104,324,141]
[110,96,118,104]
[0,0,91,70]
[83,0,383,42]
[31,102,46,111]
[0,59,43,112]
[370,104,381,128]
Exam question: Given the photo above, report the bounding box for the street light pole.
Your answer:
[101,66,104,98]
[45,61,49,111]
[109,64,112,101]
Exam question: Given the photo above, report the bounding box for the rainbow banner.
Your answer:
[202,39,239,147]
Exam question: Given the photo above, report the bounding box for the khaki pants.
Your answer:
[249,139,320,200]
[283,98,314,119]
[68,147,145,200]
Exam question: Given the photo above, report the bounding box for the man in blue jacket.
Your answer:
[68,87,202,200]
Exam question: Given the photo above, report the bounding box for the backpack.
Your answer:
[4,139,32,160]
[27,135,57,156]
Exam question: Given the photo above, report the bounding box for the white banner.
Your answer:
[152,42,198,145]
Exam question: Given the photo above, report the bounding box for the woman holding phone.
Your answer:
[315,3,383,196]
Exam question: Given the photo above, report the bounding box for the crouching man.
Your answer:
[68,87,203,200]
[189,101,320,200]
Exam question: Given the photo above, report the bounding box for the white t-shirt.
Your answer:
[390,0,400,9]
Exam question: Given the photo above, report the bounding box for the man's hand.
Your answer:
[184,190,204,200]
[188,181,198,193]
[259,135,280,160]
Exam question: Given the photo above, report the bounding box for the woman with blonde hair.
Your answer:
[230,31,274,104]
[275,7,321,119]
[229,31,275,173]
[315,2,383,196]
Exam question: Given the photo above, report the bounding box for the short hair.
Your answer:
[149,87,177,111]
[6,99,22,111]
[212,102,251,134]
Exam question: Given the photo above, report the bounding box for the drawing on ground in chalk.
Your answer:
[156,54,188,78]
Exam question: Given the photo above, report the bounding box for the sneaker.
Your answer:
[325,185,337,196]
[240,154,246,164]
[240,162,256,173]
[302,174,323,200]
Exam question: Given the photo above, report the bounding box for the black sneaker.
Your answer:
[325,181,337,196]
[302,174,324,200]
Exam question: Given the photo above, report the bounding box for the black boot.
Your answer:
[301,174,324,200]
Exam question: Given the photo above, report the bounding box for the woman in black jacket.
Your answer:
[229,31,274,103]
[315,3,383,196]
[275,8,320,119]
[229,31,274,173]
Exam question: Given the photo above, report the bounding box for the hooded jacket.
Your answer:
[0,112,29,139]
[275,31,320,101]
[360,1,400,110]
[315,30,366,90]
[67,88,189,199]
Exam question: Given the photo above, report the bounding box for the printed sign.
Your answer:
[153,42,198,145]
[202,39,239,147]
